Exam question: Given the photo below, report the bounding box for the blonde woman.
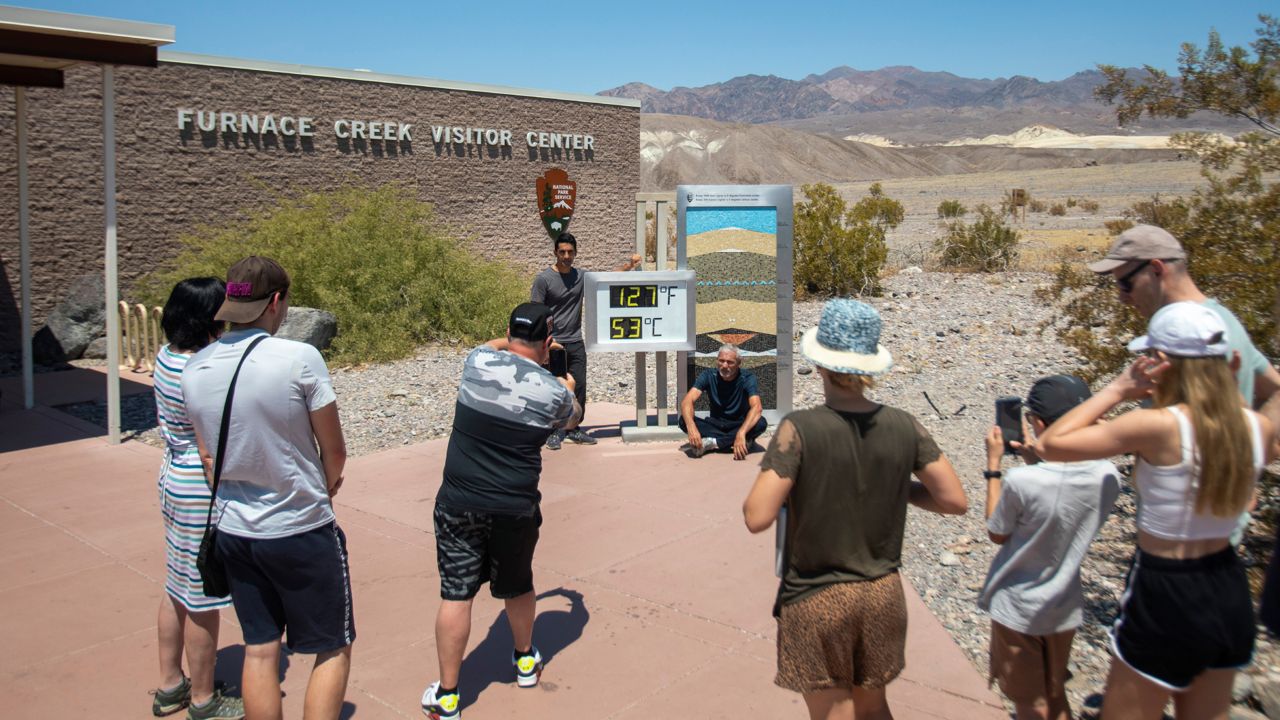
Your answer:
[744,299,967,720]
[1038,302,1276,719]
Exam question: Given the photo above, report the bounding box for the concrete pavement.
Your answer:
[0,387,1006,719]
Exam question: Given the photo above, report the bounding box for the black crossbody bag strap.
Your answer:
[201,334,268,532]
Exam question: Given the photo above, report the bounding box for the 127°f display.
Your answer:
[609,285,658,308]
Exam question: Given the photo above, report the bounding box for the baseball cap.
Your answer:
[508,302,552,342]
[1087,225,1187,273]
[1127,301,1228,357]
[214,256,291,323]
[1025,374,1092,426]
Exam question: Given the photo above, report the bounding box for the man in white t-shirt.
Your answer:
[979,375,1120,720]
[183,256,352,720]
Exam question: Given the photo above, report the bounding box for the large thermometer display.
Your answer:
[584,270,696,352]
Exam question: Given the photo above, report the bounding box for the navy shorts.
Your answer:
[1111,547,1254,690]
[434,503,540,601]
[217,521,356,653]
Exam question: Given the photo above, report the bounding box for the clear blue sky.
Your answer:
[16,1,1272,96]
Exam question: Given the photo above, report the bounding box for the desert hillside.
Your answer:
[640,114,1179,190]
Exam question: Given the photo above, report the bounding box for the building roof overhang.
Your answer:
[0,5,174,87]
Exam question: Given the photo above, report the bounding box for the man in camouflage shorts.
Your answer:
[421,303,579,720]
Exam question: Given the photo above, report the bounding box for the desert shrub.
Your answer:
[1104,219,1135,235]
[1028,198,1048,213]
[794,182,901,296]
[1078,199,1100,213]
[1123,195,1190,228]
[1042,177,1279,379]
[136,185,530,365]
[935,205,1020,271]
[937,199,967,218]
[1066,197,1078,208]
[1049,203,1067,216]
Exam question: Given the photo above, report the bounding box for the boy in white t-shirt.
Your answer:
[979,375,1120,720]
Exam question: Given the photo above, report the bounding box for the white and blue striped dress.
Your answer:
[155,345,231,611]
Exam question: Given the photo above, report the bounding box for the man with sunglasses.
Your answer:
[1088,224,1280,423]
[1088,224,1280,544]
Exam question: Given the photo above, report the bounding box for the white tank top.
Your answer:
[1133,405,1265,541]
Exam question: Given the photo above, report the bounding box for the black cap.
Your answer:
[1025,374,1091,426]
[508,302,552,342]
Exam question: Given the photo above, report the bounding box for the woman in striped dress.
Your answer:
[150,278,244,719]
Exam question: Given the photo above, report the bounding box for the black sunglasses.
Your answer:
[1115,260,1151,292]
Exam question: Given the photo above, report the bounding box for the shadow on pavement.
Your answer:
[459,587,590,709]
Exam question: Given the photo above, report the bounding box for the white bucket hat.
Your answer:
[800,299,893,375]
[1127,301,1229,357]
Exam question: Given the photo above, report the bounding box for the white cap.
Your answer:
[1127,301,1229,357]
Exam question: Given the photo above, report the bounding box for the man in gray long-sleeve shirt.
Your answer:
[530,231,640,449]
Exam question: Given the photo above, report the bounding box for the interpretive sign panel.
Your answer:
[677,185,793,414]
[583,271,696,353]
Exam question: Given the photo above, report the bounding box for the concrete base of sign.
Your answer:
[620,424,688,443]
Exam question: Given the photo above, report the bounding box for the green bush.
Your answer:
[137,185,530,365]
[1042,179,1279,379]
[937,199,967,219]
[935,205,1020,271]
[794,182,901,296]
[1066,197,1078,208]
[1049,203,1067,216]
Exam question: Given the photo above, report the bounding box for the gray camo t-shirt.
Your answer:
[437,346,575,515]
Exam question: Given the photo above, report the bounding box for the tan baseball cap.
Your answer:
[214,256,290,323]
[1087,225,1186,273]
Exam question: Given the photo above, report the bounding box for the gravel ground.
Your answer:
[49,270,1280,716]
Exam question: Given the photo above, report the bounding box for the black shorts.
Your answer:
[1111,547,1254,690]
[217,522,356,654]
[434,503,540,601]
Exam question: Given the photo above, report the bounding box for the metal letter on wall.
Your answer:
[677,185,793,420]
[536,168,576,239]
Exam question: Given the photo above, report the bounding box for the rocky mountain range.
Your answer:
[602,66,1251,143]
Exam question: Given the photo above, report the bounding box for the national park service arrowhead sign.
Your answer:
[537,168,576,239]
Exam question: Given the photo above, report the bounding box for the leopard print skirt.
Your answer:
[775,572,907,692]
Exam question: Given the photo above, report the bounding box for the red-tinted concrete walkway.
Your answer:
[0,395,1005,719]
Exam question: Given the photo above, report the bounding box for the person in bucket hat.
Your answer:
[744,299,966,719]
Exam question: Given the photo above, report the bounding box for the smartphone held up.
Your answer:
[995,396,1023,454]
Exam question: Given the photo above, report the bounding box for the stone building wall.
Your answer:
[0,55,640,353]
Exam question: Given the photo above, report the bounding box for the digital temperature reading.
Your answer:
[610,285,658,308]
[584,271,696,353]
[609,316,643,339]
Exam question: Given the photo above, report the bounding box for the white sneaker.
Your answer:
[421,681,460,719]
[513,646,544,688]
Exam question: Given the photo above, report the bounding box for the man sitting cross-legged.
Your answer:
[678,344,767,460]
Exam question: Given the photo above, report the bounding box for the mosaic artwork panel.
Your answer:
[686,206,778,410]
